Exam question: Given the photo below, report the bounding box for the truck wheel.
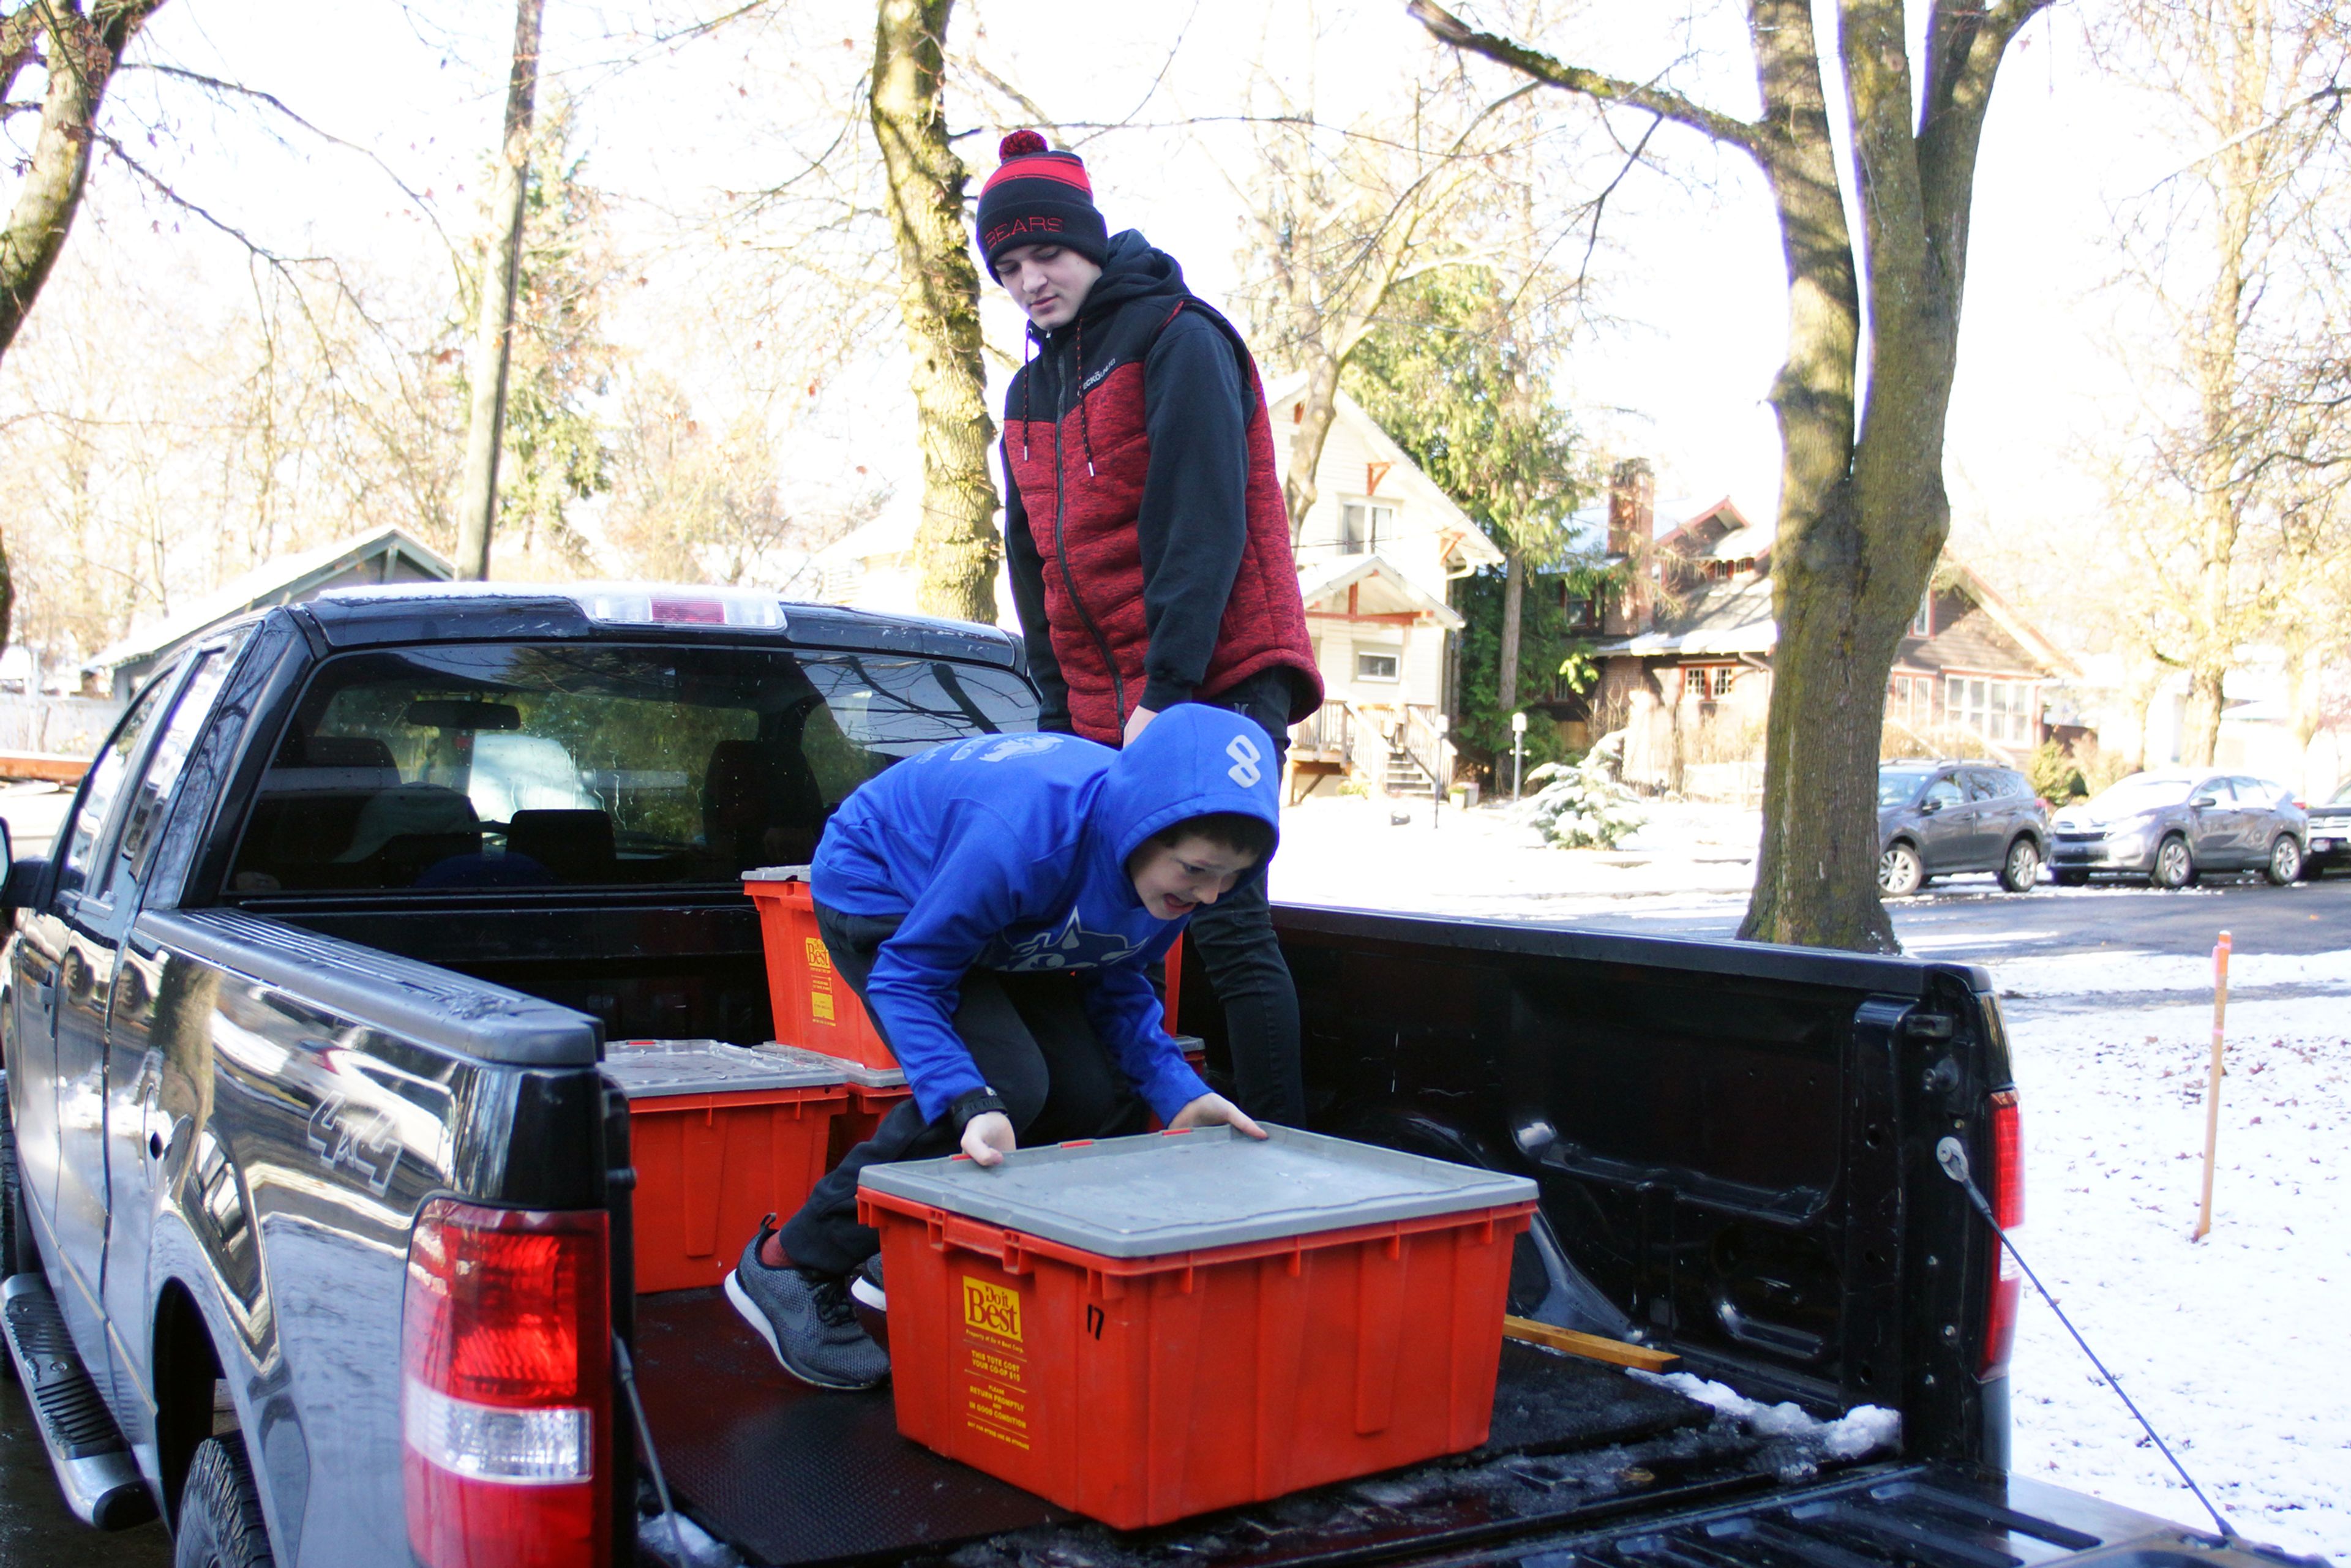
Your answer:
[173,1434,274,1568]
[2150,834,2196,890]
[1878,842,1924,898]
[2263,835,2303,886]
[1,1086,28,1283]
[1998,837,2041,893]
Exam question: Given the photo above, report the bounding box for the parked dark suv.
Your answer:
[1877,760,2050,896]
[2048,768,2308,887]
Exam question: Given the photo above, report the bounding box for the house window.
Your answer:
[1355,650,1400,681]
[1911,591,1933,637]
[1338,501,1395,555]
[1683,664,1735,699]
[1944,675,2037,744]
[1887,673,1932,729]
[1558,584,1599,630]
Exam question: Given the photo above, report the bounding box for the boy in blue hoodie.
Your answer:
[727,704,1278,1390]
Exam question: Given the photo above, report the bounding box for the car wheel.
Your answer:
[2151,833,2195,890]
[1878,841,1924,898]
[1999,837,2041,893]
[2051,868,2089,887]
[174,1434,275,1568]
[2263,835,2303,887]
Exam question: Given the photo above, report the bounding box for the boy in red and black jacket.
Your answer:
[980,129,1322,1122]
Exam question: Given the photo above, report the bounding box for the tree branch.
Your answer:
[124,62,461,263]
[1406,0,1763,160]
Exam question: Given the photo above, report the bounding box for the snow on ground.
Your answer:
[1998,991,2351,1557]
[1273,806,2350,1554]
[1267,795,1759,915]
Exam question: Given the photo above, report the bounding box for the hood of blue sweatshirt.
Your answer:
[807,705,1280,1121]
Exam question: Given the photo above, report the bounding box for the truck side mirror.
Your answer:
[1918,798,1941,815]
[2190,795,2215,809]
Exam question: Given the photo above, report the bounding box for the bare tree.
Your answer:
[1414,0,2053,952]
[452,0,546,582]
[871,0,998,623]
[2096,0,2351,764]
[1,0,170,642]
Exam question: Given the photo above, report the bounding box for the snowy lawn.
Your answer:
[2000,991,2350,1557]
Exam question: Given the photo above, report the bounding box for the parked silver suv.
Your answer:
[2047,769,2307,888]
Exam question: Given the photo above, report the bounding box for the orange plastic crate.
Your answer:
[747,870,1188,1069]
[607,1041,850,1294]
[858,1128,1535,1528]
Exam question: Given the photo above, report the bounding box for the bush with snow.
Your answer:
[1523,732,1647,849]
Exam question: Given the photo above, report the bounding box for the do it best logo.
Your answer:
[962,1276,1022,1343]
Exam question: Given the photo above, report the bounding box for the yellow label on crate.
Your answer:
[962,1276,1023,1343]
[803,936,831,974]
[809,988,834,1023]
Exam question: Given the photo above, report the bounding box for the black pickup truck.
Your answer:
[0,584,2312,1568]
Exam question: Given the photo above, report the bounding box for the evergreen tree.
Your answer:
[1341,269,1601,775]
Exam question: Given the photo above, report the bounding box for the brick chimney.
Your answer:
[1604,457,1655,636]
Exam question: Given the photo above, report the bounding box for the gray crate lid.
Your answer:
[741,865,811,883]
[755,1041,906,1089]
[857,1125,1535,1259]
[604,1038,849,1098]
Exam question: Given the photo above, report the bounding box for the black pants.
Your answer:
[1183,672,1305,1123]
[776,903,1147,1277]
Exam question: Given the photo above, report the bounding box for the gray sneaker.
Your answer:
[724,1220,890,1391]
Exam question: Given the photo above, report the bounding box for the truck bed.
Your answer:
[631,1287,1774,1566]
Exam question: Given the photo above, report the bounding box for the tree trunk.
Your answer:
[0,1,168,646]
[1496,547,1524,711]
[2178,662,2225,767]
[871,0,1000,624]
[1281,345,1344,541]
[451,0,544,582]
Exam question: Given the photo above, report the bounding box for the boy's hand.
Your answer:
[961,1110,1018,1167]
[1168,1093,1267,1138]
[1122,704,1159,746]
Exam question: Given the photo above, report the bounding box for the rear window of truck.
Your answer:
[225,642,1036,896]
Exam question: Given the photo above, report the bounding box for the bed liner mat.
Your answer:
[632,1288,1716,1568]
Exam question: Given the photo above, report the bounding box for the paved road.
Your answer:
[1551,866,2351,962]
[0,1378,170,1566]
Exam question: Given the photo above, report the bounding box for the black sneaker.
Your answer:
[849,1253,885,1315]
[724,1218,890,1390]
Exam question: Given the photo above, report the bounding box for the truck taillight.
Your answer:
[1980,1090,2025,1379]
[403,1199,611,1568]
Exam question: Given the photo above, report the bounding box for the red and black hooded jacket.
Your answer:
[1002,231,1322,745]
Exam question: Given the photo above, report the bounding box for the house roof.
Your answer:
[1558,493,1764,562]
[1592,549,2077,678]
[1261,372,1504,572]
[90,525,454,673]
[1297,553,1464,630]
[1590,572,1779,657]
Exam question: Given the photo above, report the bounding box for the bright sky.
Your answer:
[42,0,2197,617]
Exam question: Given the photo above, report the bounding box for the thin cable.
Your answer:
[613,1334,692,1566]
[1937,1139,2237,1541]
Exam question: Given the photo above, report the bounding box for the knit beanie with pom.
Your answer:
[975,130,1108,274]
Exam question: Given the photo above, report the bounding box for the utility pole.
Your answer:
[452,0,546,581]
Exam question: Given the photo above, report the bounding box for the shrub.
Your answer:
[2026,740,2087,804]
[1523,731,1647,849]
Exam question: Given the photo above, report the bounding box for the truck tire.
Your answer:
[174,1434,274,1568]
[1,1083,28,1283]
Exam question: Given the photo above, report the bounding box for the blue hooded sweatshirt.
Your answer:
[809,704,1281,1124]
